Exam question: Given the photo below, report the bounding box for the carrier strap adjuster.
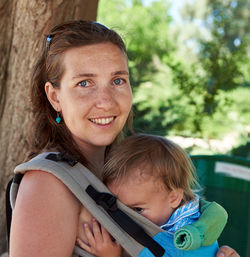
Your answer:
[46,152,78,166]
[86,185,118,211]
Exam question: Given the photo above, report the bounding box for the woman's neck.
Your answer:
[70,135,107,178]
[87,149,105,178]
[79,145,106,178]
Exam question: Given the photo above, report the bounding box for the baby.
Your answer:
[77,134,219,257]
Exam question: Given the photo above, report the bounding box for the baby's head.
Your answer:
[103,134,198,226]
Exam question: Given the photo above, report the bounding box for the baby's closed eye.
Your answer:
[132,207,144,214]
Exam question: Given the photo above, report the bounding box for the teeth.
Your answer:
[90,117,114,125]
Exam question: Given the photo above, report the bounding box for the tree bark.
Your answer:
[0,0,98,253]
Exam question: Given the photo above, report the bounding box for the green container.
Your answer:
[191,155,250,257]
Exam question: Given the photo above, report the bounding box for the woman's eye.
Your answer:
[133,207,144,214]
[113,78,125,86]
[78,80,89,87]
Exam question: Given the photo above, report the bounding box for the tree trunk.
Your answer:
[0,0,98,253]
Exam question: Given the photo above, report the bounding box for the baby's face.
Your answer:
[108,168,174,226]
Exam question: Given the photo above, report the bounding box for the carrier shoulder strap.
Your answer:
[6,177,13,247]
[6,173,24,248]
[11,152,165,257]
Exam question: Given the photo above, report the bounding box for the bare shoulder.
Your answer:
[10,170,81,257]
[14,170,80,214]
[16,170,79,203]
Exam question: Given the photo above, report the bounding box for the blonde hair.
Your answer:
[103,134,199,203]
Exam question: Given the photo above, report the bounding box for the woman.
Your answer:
[9,20,239,257]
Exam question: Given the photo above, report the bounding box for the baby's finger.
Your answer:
[101,225,121,251]
[83,223,96,247]
[76,237,92,253]
[92,218,104,244]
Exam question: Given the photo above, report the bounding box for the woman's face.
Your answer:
[47,43,132,152]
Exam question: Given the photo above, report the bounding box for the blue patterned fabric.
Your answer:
[160,195,200,233]
[138,195,219,257]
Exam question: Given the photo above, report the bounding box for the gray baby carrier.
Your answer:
[6,152,227,257]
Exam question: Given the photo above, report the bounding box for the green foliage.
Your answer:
[98,0,250,154]
[198,0,249,113]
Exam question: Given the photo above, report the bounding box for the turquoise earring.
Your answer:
[56,112,61,124]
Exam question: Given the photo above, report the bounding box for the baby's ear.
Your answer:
[169,189,184,209]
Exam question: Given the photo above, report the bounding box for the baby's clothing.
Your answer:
[139,195,219,257]
[161,195,200,233]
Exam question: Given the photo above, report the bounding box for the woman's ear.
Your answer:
[169,189,184,209]
[45,82,61,112]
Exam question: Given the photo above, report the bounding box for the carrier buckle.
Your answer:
[96,192,118,211]
[86,185,118,212]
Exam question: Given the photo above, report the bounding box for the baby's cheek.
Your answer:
[140,211,153,222]
[143,211,162,226]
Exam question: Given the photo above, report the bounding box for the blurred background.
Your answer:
[97,0,250,157]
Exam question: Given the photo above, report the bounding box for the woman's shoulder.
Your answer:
[19,169,80,208]
[14,151,81,206]
[10,170,81,256]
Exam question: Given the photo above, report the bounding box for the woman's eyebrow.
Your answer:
[72,71,129,79]
[111,70,129,76]
[72,73,97,79]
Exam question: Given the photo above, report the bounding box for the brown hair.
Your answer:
[28,20,133,166]
[103,134,199,203]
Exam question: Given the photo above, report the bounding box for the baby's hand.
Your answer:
[77,218,122,257]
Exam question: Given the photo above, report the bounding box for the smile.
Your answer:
[89,117,115,125]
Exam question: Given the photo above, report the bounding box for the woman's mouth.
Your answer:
[89,116,115,125]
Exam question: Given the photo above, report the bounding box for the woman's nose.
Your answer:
[95,86,115,110]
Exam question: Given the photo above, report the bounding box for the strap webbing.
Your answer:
[6,173,24,249]
[6,178,13,248]
[13,173,24,183]
[86,185,165,257]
